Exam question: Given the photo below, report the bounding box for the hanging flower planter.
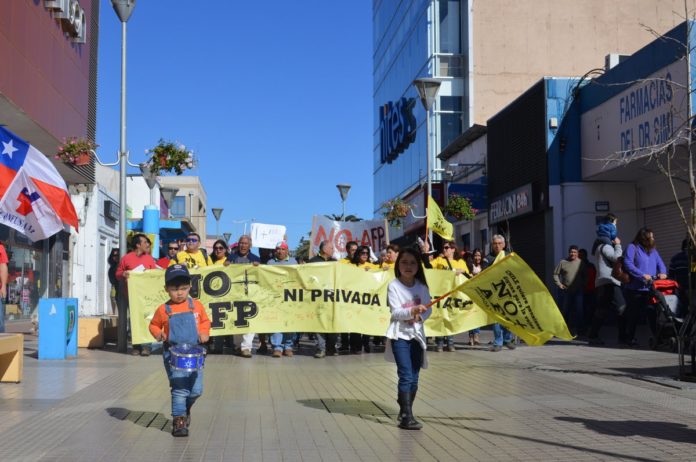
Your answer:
[55,137,97,165]
[443,194,477,221]
[382,198,413,228]
[144,138,195,175]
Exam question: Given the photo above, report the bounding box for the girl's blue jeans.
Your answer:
[391,338,423,393]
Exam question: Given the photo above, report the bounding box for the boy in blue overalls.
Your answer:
[149,264,211,437]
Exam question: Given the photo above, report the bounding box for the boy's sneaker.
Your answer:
[240,349,252,358]
[172,416,188,437]
[489,345,503,352]
[503,342,516,350]
[445,345,456,352]
[314,350,326,359]
[435,346,444,352]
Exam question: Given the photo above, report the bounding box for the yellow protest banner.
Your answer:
[127,254,570,346]
[458,253,573,345]
[427,195,454,241]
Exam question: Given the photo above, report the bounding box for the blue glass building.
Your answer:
[373,0,465,238]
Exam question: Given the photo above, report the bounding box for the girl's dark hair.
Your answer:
[351,245,372,265]
[394,247,428,287]
[633,227,656,252]
[472,248,482,259]
[212,239,230,259]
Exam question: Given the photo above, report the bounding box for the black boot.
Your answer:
[397,392,422,430]
[409,389,421,427]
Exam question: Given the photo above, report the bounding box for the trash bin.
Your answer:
[38,298,78,360]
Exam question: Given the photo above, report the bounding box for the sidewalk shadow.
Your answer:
[106,407,170,433]
[556,416,696,444]
[297,398,491,424]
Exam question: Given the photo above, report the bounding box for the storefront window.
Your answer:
[1,226,49,322]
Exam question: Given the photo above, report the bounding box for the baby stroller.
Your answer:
[648,279,684,351]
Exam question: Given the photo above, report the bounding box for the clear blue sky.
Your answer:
[96,0,373,249]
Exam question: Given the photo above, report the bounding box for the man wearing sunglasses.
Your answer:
[157,242,180,269]
[169,233,213,269]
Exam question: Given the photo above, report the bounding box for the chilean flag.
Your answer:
[0,126,79,241]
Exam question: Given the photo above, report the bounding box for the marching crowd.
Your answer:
[108,232,520,359]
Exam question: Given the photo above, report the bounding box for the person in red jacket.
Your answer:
[149,264,210,437]
[116,233,158,356]
[157,241,179,269]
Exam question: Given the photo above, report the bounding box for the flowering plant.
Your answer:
[55,137,97,164]
[144,139,195,175]
[443,194,477,221]
[382,197,413,227]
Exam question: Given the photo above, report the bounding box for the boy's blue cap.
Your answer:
[165,264,190,283]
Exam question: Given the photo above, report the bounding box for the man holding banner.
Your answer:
[484,234,515,352]
[308,240,338,358]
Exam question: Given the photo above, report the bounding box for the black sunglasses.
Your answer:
[168,247,179,251]
[359,251,369,255]
[214,246,225,250]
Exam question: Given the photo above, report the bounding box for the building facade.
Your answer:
[373,0,696,247]
[0,1,99,321]
[487,21,694,286]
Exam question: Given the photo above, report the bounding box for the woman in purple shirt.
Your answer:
[621,228,667,347]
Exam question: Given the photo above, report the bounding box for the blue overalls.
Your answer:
[162,298,204,417]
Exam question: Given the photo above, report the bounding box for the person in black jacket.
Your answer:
[107,248,120,315]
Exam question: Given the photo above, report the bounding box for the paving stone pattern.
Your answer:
[1,332,696,461]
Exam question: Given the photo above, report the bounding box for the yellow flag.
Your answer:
[427,195,454,240]
[456,253,573,345]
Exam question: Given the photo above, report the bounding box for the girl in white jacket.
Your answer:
[385,247,431,430]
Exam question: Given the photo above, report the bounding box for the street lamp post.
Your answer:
[212,208,224,239]
[336,184,351,221]
[111,0,136,354]
[413,77,443,242]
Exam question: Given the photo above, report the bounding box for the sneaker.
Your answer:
[283,349,294,357]
[257,343,268,355]
[489,345,503,352]
[140,347,151,357]
[272,350,282,358]
[240,349,252,358]
[503,342,516,350]
[130,348,141,356]
[172,416,188,437]
[314,350,326,359]
[327,348,338,356]
[435,346,443,352]
[445,345,456,352]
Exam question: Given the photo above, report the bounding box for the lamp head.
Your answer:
[336,184,351,201]
[413,77,443,111]
[139,163,158,190]
[111,0,136,22]
[160,187,179,208]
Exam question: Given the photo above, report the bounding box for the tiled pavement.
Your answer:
[2,327,696,461]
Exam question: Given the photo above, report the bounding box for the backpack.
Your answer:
[611,256,631,284]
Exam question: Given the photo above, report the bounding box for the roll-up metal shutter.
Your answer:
[644,200,690,262]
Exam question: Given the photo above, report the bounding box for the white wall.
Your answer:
[551,182,640,266]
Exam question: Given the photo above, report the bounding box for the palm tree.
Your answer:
[324,214,362,222]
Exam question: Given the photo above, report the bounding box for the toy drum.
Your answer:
[169,344,206,372]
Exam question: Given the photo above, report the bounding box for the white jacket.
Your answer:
[384,278,432,368]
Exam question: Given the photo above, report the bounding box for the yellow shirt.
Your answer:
[381,261,395,270]
[430,257,470,275]
[339,258,353,264]
[169,250,213,268]
[355,261,380,271]
[212,256,227,266]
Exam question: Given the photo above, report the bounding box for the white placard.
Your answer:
[309,216,389,258]
[250,223,287,249]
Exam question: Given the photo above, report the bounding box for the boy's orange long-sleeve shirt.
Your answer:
[149,298,211,341]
